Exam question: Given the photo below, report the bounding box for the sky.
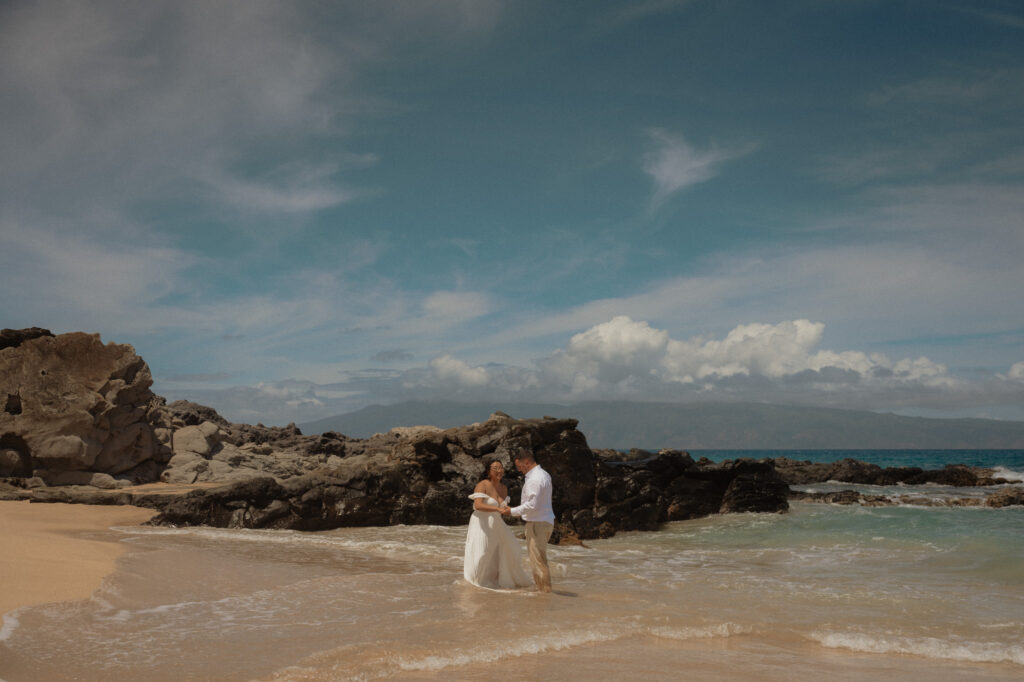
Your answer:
[2,0,1023,426]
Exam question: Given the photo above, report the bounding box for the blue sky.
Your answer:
[2,0,1023,426]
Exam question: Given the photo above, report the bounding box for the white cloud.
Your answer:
[643,128,750,207]
[1005,362,1024,381]
[533,317,954,398]
[201,163,361,214]
[428,354,490,388]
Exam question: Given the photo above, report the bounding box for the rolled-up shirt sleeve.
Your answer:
[510,476,538,517]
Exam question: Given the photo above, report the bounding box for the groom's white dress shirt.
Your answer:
[510,465,554,523]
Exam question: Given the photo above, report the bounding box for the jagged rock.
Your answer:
[141,414,728,537]
[0,331,172,484]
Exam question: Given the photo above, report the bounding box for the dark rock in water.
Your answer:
[152,477,291,528]
[904,465,980,487]
[985,486,1024,508]
[774,457,1001,488]
[789,489,899,506]
[719,466,792,514]
[570,452,789,538]
[828,458,884,483]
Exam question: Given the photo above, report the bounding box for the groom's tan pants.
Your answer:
[525,521,554,592]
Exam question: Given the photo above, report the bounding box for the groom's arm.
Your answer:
[510,478,539,517]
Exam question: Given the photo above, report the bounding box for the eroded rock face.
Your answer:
[0,331,172,482]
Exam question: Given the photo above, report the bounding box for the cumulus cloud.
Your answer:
[428,354,490,388]
[398,316,958,405]
[1004,362,1024,381]
[533,316,954,396]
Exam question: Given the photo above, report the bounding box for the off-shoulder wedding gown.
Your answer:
[463,493,533,589]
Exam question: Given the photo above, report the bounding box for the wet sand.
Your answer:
[0,500,156,614]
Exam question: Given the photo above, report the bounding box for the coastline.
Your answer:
[0,500,156,615]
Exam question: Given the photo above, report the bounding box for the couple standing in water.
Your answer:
[463,450,554,592]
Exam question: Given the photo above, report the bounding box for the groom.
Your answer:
[501,450,555,592]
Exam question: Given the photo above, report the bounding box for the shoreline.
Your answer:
[0,500,156,615]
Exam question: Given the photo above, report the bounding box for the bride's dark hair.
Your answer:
[478,458,501,482]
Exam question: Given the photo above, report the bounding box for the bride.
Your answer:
[463,459,533,589]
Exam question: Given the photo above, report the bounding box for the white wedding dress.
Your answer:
[463,493,533,589]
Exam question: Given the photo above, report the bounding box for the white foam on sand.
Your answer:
[389,622,750,673]
[392,628,629,672]
[0,610,20,642]
[123,525,459,564]
[810,630,1024,665]
[649,622,751,640]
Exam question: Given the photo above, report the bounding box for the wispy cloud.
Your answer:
[948,2,1024,30]
[643,129,751,208]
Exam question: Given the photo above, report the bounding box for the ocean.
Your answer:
[1,450,1022,681]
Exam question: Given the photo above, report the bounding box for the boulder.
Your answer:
[172,421,226,458]
[0,331,172,484]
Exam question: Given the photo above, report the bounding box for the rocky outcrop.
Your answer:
[1,331,173,483]
[139,420,791,541]
[774,457,1007,487]
[568,453,789,539]
[147,411,603,532]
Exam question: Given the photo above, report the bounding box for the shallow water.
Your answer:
[2,491,1022,681]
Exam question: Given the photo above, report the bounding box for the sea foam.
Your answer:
[991,466,1024,482]
[810,630,1024,665]
[0,610,20,643]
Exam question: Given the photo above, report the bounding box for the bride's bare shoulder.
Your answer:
[473,480,490,494]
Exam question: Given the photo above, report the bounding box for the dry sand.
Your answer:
[0,500,156,614]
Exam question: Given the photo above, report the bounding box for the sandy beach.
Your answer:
[0,500,156,615]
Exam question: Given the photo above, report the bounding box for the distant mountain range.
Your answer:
[299,400,1024,450]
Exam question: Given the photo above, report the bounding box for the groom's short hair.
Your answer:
[513,450,535,463]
